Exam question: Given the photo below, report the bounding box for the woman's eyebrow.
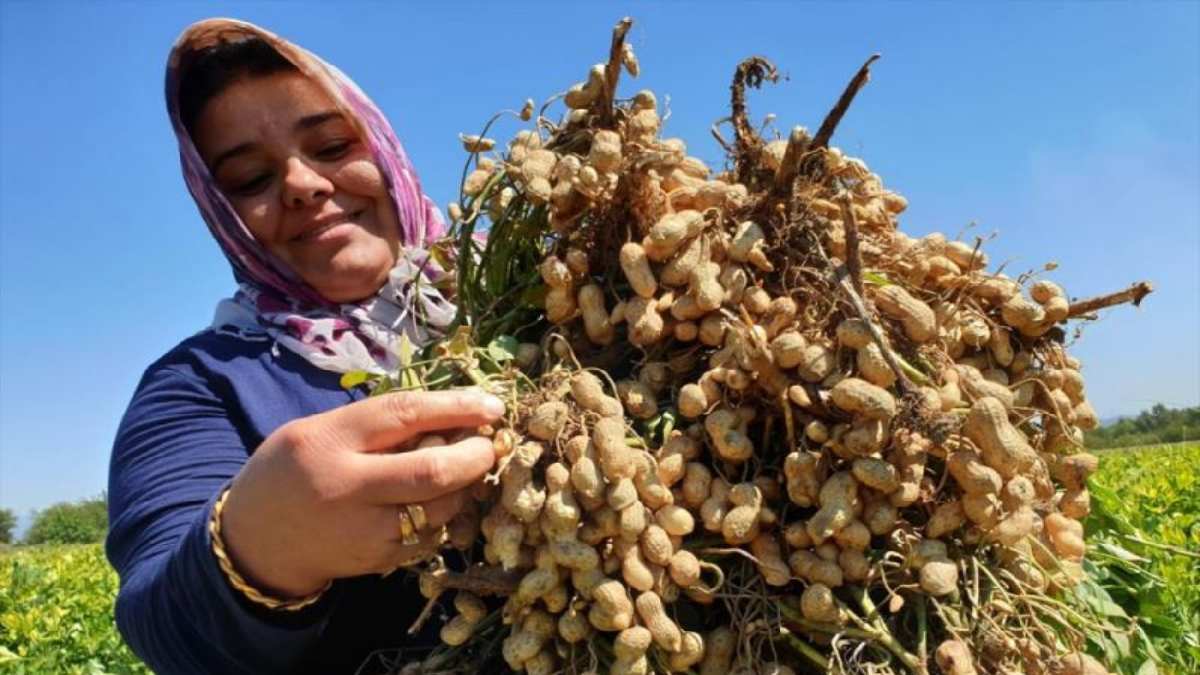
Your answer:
[295,110,343,131]
[210,143,254,176]
[208,111,347,176]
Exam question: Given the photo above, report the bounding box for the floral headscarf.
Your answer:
[165,18,454,374]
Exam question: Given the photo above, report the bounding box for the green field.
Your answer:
[2,444,1197,674]
[1080,443,1200,674]
[0,544,148,674]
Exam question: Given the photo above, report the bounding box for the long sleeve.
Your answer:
[105,365,337,674]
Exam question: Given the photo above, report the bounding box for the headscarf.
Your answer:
[165,18,454,374]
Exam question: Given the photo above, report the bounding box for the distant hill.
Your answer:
[1098,414,1128,428]
[1086,404,1200,449]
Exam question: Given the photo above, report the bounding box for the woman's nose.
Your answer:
[281,157,334,208]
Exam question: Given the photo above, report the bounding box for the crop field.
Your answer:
[0,443,1196,675]
[1080,443,1200,674]
[0,544,148,674]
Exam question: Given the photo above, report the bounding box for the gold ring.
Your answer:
[405,504,428,531]
[397,508,419,545]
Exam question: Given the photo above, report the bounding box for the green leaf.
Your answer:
[398,334,415,368]
[392,335,422,390]
[863,270,893,286]
[1098,541,1150,563]
[642,413,663,434]
[487,335,520,363]
[1110,629,1131,657]
[659,409,677,440]
[521,284,548,309]
[340,370,371,390]
[444,326,475,358]
[372,374,395,395]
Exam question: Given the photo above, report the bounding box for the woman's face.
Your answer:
[193,71,399,303]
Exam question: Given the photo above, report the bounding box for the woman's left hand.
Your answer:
[218,390,505,599]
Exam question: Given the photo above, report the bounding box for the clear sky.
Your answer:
[1,2,1197,523]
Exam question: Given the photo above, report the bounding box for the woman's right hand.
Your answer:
[218,390,505,599]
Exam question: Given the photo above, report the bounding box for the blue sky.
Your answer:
[1,2,1197,523]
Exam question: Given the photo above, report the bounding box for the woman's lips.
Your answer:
[296,210,364,242]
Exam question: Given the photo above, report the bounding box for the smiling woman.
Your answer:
[104,19,502,675]
[190,72,402,303]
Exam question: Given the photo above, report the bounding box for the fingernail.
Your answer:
[482,394,505,417]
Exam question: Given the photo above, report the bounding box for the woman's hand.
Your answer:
[219,390,505,598]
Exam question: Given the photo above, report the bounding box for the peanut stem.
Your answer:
[811,54,881,151]
[782,631,832,671]
[779,601,872,639]
[805,193,916,396]
[831,258,916,396]
[773,125,812,194]
[780,596,926,674]
[598,17,633,127]
[1067,280,1153,318]
[895,354,932,387]
[438,567,521,596]
[916,594,929,670]
[855,588,926,674]
[407,595,440,635]
[729,56,780,185]
[1120,532,1200,559]
[839,192,865,299]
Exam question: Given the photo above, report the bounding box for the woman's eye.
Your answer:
[231,174,271,196]
[316,141,352,160]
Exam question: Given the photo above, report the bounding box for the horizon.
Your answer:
[2,2,1198,518]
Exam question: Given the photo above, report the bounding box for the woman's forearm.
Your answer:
[112,489,333,674]
[107,366,335,674]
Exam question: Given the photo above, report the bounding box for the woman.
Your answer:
[106,18,499,674]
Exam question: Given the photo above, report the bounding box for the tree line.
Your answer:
[1084,403,1200,450]
[0,493,108,546]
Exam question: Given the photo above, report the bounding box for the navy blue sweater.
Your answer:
[106,325,442,674]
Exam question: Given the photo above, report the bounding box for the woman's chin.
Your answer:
[306,263,391,304]
[291,241,394,303]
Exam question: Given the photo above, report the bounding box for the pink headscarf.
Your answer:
[165,18,454,374]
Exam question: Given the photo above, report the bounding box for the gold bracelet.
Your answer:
[208,487,331,612]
